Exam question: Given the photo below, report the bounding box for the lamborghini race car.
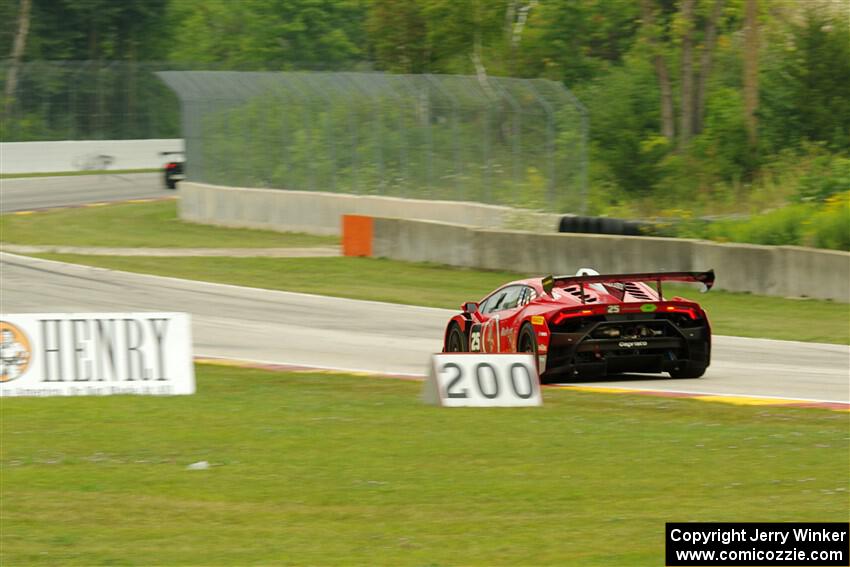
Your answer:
[442,269,715,381]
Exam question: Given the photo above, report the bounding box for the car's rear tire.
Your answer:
[518,324,546,382]
[518,324,537,357]
[669,363,707,379]
[446,324,467,352]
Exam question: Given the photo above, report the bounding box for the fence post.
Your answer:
[491,79,523,198]
[424,74,463,200]
[526,80,556,208]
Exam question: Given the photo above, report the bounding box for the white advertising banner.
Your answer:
[0,313,195,397]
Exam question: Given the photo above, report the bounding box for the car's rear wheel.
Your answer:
[518,324,545,381]
[446,324,467,352]
[669,363,707,379]
[518,324,537,356]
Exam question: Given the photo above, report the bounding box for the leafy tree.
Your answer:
[519,0,641,84]
[367,0,429,73]
[23,0,170,61]
[576,55,666,195]
[167,0,368,69]
[3,0,31,118]
[0,0,19,53]
[418,0,506,74]
[760,8,850,153]
[638,0,728,147]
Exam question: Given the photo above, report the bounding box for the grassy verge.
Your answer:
[2,365,847,566]
[32,254,850,344]
[0,168,159,179]
[33,254,517,311]
[680,286,850,345]
[0,201,338,248]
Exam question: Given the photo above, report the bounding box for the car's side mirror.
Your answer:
[462,302,479,314]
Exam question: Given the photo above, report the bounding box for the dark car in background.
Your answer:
[161,151,185,189]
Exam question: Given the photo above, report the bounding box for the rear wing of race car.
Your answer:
[541,270,715,301]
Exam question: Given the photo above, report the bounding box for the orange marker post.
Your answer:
[342,215,374,257]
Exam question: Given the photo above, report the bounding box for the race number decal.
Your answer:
[469,324,482,352]
[607,305,620,314]
[422,354,542,407]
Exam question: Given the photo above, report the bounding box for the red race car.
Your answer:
[442,269,715,381]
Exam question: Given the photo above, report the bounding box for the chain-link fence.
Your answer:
[1,62,588,210]
[159,71,588,211]
[0,61,181,141]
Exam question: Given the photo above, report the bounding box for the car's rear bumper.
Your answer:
[541,322,710,379]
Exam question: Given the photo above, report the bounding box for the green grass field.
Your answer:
[2,365,847,566]
[32,254,850,345]
[0,201,339,248]
[0,201,338,248]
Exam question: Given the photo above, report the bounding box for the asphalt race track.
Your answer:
[3,253,848,403]
[0,173,170,213]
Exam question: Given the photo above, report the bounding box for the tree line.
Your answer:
[4,0,848,212]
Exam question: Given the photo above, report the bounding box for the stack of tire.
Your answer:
[558,215,653,236]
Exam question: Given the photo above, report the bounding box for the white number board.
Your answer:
[0,313,195,397]
[423,353,542,407]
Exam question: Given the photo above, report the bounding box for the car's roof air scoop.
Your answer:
[575,268,600,276]
[575,268,607,293]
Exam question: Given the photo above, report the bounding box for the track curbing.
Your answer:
[194,355,850,412]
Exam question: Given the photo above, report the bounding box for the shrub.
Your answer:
[806,192,850,250]
[704,205,813,246]
[664,192,850,251]
[795,154,850,202]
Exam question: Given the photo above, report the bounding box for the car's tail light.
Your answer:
[664,305,697,319]
[553,309,594,325]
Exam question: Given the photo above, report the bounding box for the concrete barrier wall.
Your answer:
[691,242,785,296]
[0,139,184,174]
[177,182,849,301]
[371,218,850,302]
[781,246,850,301]
[179,182,562,235]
